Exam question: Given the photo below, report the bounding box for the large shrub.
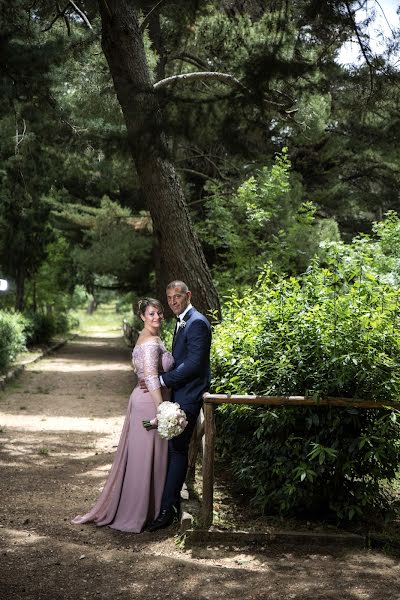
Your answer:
[0,311,26,372]
[211,233,400,521]
[23,311,71,346]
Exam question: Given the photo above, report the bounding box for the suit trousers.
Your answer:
[160,404,200,511]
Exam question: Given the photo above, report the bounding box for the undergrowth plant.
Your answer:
[0,311,26,372]
[211,226,400,521]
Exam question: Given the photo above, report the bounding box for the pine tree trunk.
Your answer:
[15,269,25,312]
[98,0,220,319]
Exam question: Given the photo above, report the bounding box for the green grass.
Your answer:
[71,303,125,336]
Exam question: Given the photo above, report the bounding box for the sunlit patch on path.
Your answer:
[1,330,400,600]
[0,414,124,432]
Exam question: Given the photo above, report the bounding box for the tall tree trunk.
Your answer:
[15,268,25,312]
[98,0,220,320]
[32,280,37,313]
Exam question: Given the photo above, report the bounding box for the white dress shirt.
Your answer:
[175,303,193,331]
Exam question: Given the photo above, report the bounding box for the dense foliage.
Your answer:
[211,216,400,520]
[0,308,73,373]
[22,311,71,346]
[0,312,26,372]
[197,148,340,289]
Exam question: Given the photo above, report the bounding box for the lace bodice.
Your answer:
[132,339,174,391]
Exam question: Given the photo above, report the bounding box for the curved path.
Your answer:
[1,332,400,600]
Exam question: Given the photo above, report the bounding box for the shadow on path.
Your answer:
[1,334,400,600]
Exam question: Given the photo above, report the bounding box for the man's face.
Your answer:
[166,286,191,316]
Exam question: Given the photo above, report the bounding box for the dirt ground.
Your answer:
[1,331,400,600]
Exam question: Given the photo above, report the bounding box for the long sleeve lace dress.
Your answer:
[72,338,174,533]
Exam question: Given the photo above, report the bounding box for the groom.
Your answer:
[146,280,212,532]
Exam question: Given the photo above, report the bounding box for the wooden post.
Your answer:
[202,402,216,528]
[187,410,204,485]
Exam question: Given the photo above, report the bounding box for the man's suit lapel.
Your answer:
[172,308,194,352]
[172,324,178,351]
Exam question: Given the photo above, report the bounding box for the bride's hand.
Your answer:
[142,417,158,430]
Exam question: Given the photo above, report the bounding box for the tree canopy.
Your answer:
[0,0,399,311]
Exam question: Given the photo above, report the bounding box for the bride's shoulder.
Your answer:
[135,334,162,348]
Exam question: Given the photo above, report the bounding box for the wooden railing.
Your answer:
[200,393,400,528]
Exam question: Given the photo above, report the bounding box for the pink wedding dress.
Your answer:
[72,339,174,533]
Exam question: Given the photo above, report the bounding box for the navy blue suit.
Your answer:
[160,307,211,511]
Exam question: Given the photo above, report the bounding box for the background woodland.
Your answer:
[1,0,400,521]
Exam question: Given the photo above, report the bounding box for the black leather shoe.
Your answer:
[146,508,178,532]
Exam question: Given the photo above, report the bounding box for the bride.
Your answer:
[72,298,174,533]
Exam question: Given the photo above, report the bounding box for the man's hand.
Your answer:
[139,378,149,393]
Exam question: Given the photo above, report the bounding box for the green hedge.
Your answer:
[0,311,27,372]
[22,311,70,346]
[211,248,400,521]
[0,310,72,373]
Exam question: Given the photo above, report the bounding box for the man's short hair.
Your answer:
[166,280,189,293]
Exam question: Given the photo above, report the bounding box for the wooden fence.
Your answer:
[198,393,400,528]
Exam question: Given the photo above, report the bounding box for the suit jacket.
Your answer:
[161,307,211,409]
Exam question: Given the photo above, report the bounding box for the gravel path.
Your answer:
[1,332,400,600]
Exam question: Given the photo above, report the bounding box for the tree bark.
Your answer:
[98,0,220,319]
[15,268,25,312]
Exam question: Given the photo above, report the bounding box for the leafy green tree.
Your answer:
[0,2,66,309]
[71,197,153,295]
[24,235,76,313]
[0,2,150,310]
[291,73,400,236]
[197,149,340,289]
[0,183,53,311]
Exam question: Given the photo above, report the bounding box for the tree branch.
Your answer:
[154,70,297,117]
[68,0,93,30]
[179,167,219,183]
[41,3,69,32]
[63,13,71,35]
[140,0,169,34]
[344,0,374,93]
[154,71,248,92]
[168,52,211,71]
[42,0,92,32]
[375,0,396,38]
[15,118,27,155]
[177,146,235,181]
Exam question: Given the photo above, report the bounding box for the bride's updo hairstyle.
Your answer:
[137,298,164,319]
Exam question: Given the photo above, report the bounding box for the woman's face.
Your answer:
[141,304,163,329]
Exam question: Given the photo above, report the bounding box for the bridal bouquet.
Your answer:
[157,401,188,440]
